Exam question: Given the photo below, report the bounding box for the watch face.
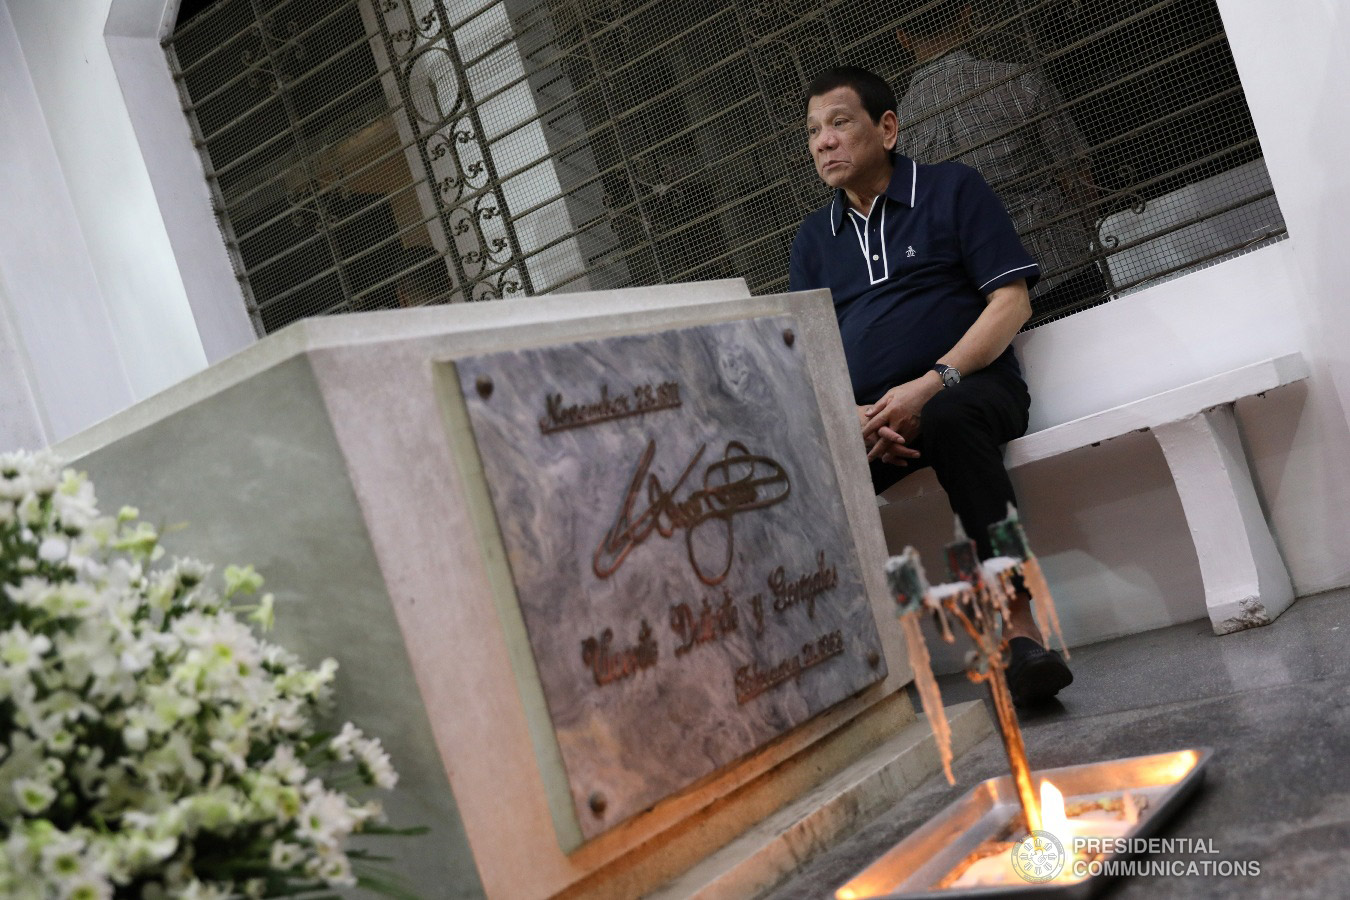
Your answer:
[942,367,961,387]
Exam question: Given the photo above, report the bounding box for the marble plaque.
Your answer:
[454,315,885,840]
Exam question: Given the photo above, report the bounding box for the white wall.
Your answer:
[0,0,255,448]
[0,0,133,446]
[104,0,258,359]
[0,274,49,452]
[1215,0,1350,592]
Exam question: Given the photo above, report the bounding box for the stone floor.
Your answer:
[766,587,1350,899]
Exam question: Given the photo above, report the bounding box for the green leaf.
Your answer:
[354,869,426,900]
[361,824,431,837]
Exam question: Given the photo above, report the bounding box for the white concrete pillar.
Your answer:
[1153,405,1295,634]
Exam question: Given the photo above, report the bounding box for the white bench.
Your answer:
[882,352,1310,636]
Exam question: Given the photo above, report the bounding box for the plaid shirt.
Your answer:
[897,50,1093,293]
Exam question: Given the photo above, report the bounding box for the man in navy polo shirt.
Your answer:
[790,65,1072,705]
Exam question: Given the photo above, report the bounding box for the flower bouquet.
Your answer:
[0,452,414,898]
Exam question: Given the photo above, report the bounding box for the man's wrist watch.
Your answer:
[933,363,961,388]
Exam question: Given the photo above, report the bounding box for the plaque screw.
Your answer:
[867,651,881,669]
[475,375,494,399]
[783,328,796,347]
[589,792,607,817]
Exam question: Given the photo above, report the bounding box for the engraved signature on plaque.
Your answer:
[580,619,659,686]
[769,551,839,620]
[579,550,846,694]
[670,595,740,656]
[733,629,846,704]
[592,438,791,585]
[540,381,681,434]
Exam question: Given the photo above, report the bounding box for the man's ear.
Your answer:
[881,109,900,151]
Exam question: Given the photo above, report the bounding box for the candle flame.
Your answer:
[1163,750,1199,781]
[1040,779,1071,845]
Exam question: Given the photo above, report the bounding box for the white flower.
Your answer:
[354,735,398,790]
[349,799,384,827]
[122,725,149,752]
[69,746,106,801]
[117,636,155,675]
[38,755,64,783]
[53,469,99,530]
[247,593,275,631]
[177,881,230,900]
[117,829,179,872]
[143,684,201,732]
[35,689,96,727]
[13,777,56,815]
[6,579,97,618]
[328,722,362,762]
[296,786,357,851]
[0,453,404,895]
[181,788,245,833]
[256,696,306,734]
[37,537,69,563]
[261,644,301,670]
[56,628,121,694]
[60,878,113,900]
[223,564,264,598]
[39,831,109,896]
[264,745,307,785]
[269,840,304,870]
[111,521,160,559]
[0,625,51,673]
[309,846,355,887]
[208,736,247,775]
[138,732,206,786]
[45,729,76,754]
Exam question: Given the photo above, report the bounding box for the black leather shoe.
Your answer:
[1006,636,1073,706]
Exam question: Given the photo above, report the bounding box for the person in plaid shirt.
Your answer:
[896,1,1105,320]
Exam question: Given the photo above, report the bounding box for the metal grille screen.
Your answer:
[170,0,1285,334]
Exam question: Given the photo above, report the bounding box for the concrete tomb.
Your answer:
[57,281,989,898]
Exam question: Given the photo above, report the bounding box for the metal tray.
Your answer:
[835,748,1213,899]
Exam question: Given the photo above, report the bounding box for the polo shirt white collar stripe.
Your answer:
[847,198,890,286]
[878,201,889,282]
[847,211,867,260]
[978,263,1039,292]
[910,159,917,207]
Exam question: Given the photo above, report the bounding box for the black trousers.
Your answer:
[870,367,1031,560]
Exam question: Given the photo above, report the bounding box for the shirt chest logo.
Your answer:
[906,246,917,258]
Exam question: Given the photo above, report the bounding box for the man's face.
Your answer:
[806,86,898,194]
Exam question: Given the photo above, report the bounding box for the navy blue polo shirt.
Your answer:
[789,154,1039,406]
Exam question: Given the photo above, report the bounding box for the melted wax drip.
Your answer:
[902,614,954,784]
[1023,556,1069,659]
[990,503,1069,658]
[886,550,955,785]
